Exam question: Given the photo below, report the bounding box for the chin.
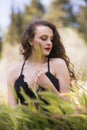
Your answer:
[43,52,50,56]
[43,53,50,57]
[44,51,50,55]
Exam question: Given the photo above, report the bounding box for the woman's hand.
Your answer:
[35,69,55,89]
[35,69,57,92]
[35,69,51,90]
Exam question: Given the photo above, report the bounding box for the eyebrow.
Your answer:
[40,34,53,38]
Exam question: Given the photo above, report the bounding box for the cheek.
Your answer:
[50,43,53,50]
[33,40,40,48]
[40,44,46,52]
[33,42,43,52]
[34,39,42,46]
[38,41,44,48]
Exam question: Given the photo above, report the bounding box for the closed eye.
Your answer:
[40,35,53,42]
[40,36,47,41]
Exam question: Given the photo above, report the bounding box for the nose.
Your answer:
[47,39,52,45]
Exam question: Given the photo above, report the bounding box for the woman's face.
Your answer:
[30,25,53,57]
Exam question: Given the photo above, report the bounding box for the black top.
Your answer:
[14,58,60,105]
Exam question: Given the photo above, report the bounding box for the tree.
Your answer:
[6,0,45,44]
[76,1,87,41]
[44,0,71,27]
[23,0,45,28]
[6,7,24,44]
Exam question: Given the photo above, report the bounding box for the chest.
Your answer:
[22,65,48,88]
[16,60,57,90]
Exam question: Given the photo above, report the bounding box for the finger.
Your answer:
[36,70,42,77]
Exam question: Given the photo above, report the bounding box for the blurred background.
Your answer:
[0,0,87,98]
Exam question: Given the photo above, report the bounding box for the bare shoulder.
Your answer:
[51,58,69,75]
[8,62,23,75]
[51,58,67,67]
[7,62,24,84]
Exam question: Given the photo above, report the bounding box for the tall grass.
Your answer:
[0,85,87,130]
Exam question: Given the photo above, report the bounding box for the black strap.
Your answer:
[21,59,50,74]
[48,57,50,72]
[20,61,25,75]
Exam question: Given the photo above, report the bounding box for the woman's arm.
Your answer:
[54,58,70,93]
[7,68,18,106]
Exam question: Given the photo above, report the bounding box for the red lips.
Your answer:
[44,47,51,51]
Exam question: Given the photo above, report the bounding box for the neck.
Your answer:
[28,51,48,64]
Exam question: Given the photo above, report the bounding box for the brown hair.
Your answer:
[20,19,76,82]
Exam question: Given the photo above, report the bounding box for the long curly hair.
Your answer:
[20,19,76,82]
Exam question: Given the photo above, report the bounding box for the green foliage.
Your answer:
[5,0,87,44]
[23,0,45,27]
[6,0,45,45]
[6,7,24,45]
[76,5,87,41]
[44,0,71,27]
[0,86,87,130]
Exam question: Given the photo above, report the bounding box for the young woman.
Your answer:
[7,19,76,106]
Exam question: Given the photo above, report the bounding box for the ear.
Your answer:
[28,40,32,46]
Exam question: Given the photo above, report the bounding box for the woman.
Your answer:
[7,19,75,106]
